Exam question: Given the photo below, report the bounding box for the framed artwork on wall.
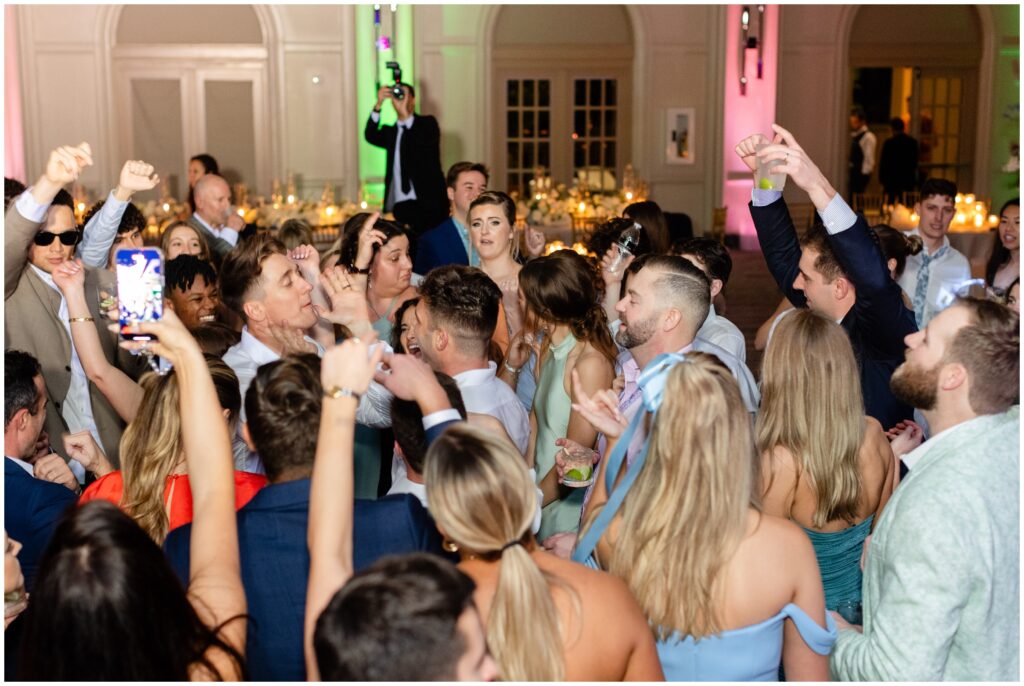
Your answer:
[665,108,695,165]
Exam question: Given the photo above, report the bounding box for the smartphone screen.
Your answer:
[116,247,164,341]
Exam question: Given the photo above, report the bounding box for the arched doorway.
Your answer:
[846,5,985,193]
[106,4,277,200]
[488,5,635,194]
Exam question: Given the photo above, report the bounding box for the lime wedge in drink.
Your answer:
[565,466,593,482]
[758,177,775,190]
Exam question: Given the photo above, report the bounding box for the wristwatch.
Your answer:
[347,264,371,275]
[323,386,361,402]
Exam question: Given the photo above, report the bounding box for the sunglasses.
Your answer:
[33,230,81,247]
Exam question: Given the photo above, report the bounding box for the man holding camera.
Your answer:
[365,81,448,236]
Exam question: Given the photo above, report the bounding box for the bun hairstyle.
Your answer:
[518,249,618,365]
[872,224,923,280]
[337,213,410,274]
[424,424,567,681]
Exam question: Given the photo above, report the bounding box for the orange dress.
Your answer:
[79,470,267,534]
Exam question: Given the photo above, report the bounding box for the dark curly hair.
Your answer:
[165,254,218,297]
[82,200,146,236]
[585,216,654,267]
[519,249,618,365]
[418,265,500,357]
[338,213,411,274]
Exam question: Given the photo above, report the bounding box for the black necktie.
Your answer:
[399,122,412,194]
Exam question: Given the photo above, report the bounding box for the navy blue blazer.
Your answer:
[4,458,78,592]
[414,217,469,275]
[163,479,445,682]
[749,197,917,429]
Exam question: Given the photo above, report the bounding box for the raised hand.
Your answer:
[570,368,627,438]
[505,330,540,371]
[353,212,385,271]
[524,225,546,259]
[34,453,80,494]
[289,244,322,280]
[317,266,371,331]
[887,420,924,458]
[117,307,202,366]
[266,318,317,356]
[600,245,634,283]
[114,160,160,201]
[63,430,113,478]
[756,123,835,207]
[553,437,599,481]
[225,213,246,231]
[51,258,86,295]
[733,132,778,173]
[44,142,93,187]
[322,336,384,397]
[373,351,448,411]
[376,86,393,108]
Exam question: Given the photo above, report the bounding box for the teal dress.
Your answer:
[802,515,873,611]
[533,332,585,540]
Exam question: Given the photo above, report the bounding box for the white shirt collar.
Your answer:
[908,227,951,256]
[397,114,415,130]
[192,212,218,232]
[29,263,60,293]
[388,474,428,507]
[452,361,499,388]
[237,326,324,363]
[6,455,34,476]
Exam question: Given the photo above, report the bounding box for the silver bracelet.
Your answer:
[503,361,522,375]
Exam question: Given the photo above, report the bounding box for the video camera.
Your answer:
[386,61,405,100]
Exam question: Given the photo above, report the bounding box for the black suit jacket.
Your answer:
[750,197,917,429]
[364,113,448,227]
[879,133,919,196]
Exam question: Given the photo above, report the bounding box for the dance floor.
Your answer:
[721,250,783,376]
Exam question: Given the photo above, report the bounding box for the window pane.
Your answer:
[589,79,602,106]
[538,110,550,138]
[934,78,948,106]
[523,79,535,107]
[605,79,616,106]
[574,141,586,167]
[507,111,519,138]
[574,110,586,138]
[588,109,601,137]
[538,142,550,168]
[523,110,535,137]
[948,108,959,134]
[933,109,946,136]
[523,142,535,169]
[538,80,550,107]
[946,137,958,162]
[574,79,586,106]
[606,141,616,167]
[950,78,962,105]
[588,141,600,165]
[604,110,616,137]
[507,80,519,107]
[920,78,934,106]
[508,174,518,192]
[507,141,520,169]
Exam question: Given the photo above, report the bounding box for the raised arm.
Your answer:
[305,338,384,680]
[364,89,394,149]
[121,310,245,680]
[52,260,143,422]
[6,143,93,296]
[79,160,160,269]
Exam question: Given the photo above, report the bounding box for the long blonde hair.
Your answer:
[601,353,757,640]
[424,424,565,681]
[120,358,239,544]
[756,309,864,528]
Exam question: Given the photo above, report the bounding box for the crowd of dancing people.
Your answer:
[3,122,1019,681]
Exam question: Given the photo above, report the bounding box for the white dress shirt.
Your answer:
[696,305,746,363]
[852,125,878,175]
[453,362,531,456]
[897,230,971,327]
[387,473,428,508]
[192,212,239,247]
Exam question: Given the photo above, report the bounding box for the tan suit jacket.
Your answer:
[4,204,127,467]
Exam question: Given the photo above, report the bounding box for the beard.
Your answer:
[890,358,941,411]
[615,313,657,349]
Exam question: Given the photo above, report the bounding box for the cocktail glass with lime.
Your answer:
[754,142,787,192]
[559,444,597,488]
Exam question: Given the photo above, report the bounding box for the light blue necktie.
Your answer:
[913,245,949,327]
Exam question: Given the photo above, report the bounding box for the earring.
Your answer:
[442,538,460,553]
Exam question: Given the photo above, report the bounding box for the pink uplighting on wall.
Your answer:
[721,4,778,251]
[5,5,26,182]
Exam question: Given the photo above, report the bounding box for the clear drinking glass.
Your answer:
[559,444,597,488]
[754,142,787,192]
[97,283,118,320]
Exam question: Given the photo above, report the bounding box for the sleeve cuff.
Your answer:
[751,188,783,207]
[370,111,381,123]
[818,193,858,235]
[218,228,240,246]
[422,408,462,431]
[16,188,49,223]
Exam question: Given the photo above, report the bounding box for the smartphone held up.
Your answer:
[116,247,164,341]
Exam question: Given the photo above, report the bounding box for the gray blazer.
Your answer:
[187,215,235,261]
[4,203,130,467]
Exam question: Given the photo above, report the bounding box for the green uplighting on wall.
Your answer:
[356,4,414,209]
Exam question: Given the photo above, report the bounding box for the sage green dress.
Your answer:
[534,332,586,540]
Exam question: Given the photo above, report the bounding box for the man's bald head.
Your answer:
[194,174,231,226]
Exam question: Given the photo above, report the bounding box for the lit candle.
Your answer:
[989,214,999,227]
[360,201,368,210]
[162,202,171,212]
[973,213,984,228]
[286,194,296,204]
[964,194,975,205]
[325,205,336,217]
[578,201,586,214]
[625,191,633,201]
[955,194,963,204]
[910,212,919,224]
[236,208,245,217]
[955,212,966,225]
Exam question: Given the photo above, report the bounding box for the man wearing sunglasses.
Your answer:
[5,143,158,477]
